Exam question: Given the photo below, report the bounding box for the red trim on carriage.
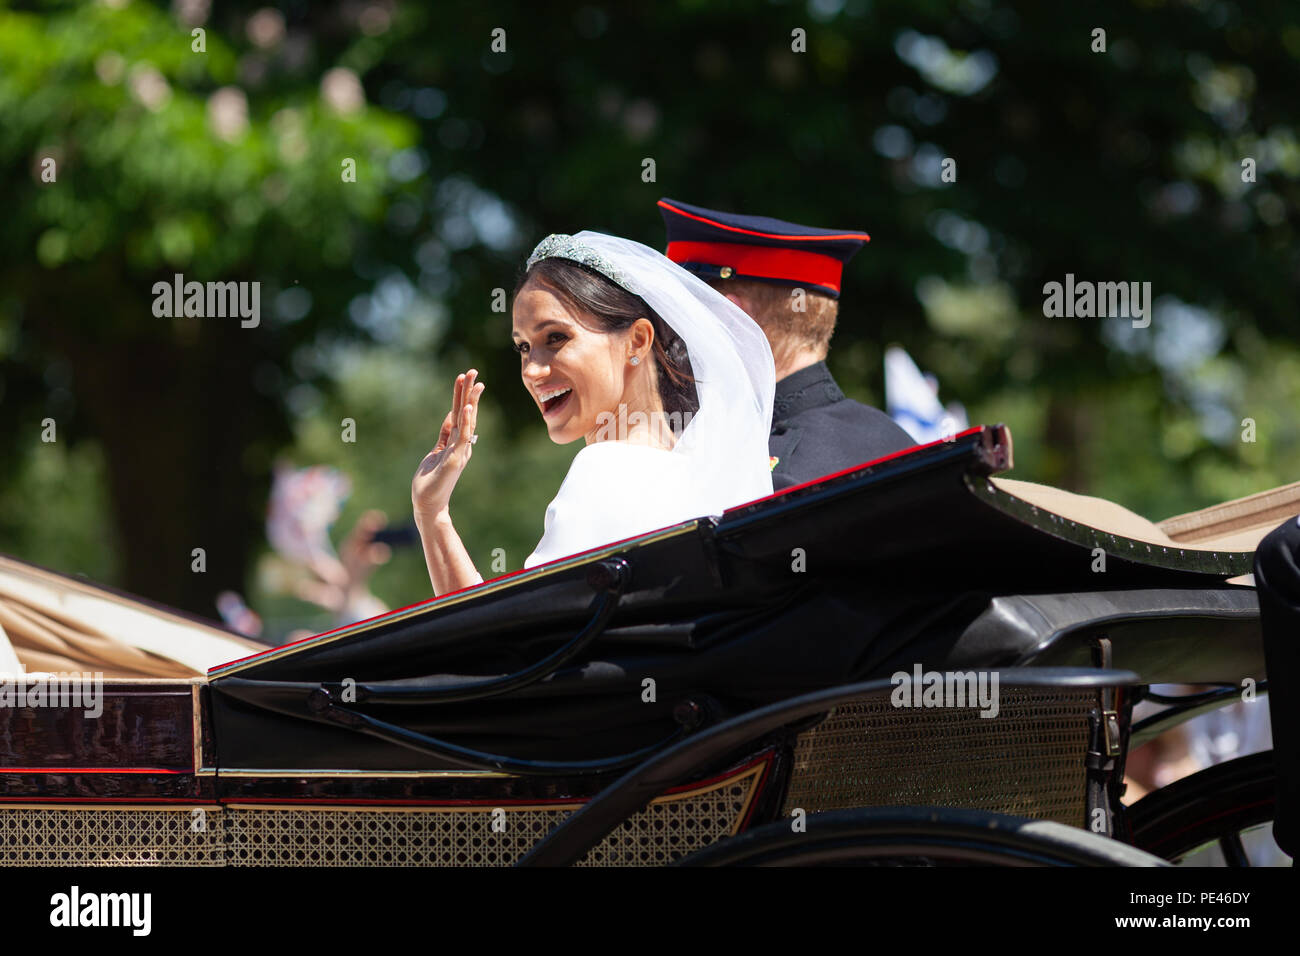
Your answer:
[0,767,186,774]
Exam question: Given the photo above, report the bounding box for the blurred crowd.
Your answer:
[216,463,392,644]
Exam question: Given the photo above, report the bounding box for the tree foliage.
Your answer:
[1,0,1297,623]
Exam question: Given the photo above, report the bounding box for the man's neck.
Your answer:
[774,348,826,383]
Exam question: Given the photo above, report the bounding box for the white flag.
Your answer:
[885,346,968,443]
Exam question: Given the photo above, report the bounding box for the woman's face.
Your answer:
[512,279,631,444]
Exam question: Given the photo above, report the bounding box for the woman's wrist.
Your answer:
[413,505,452,533]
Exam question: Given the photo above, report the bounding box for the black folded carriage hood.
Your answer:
[207,425,1258,772]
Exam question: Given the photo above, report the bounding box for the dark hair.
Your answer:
[515,257,699,423]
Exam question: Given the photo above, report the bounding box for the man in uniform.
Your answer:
[659,198,915,490]
[1253,514,1300,858]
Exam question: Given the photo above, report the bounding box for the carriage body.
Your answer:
[0,426,1282,866]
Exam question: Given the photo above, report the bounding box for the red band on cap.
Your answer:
[666,241,844,293]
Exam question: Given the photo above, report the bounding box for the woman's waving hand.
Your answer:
[412,369,485,595]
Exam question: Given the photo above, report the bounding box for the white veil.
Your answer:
[526,230,775,518]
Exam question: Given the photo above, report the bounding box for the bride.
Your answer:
[411,231,774,596]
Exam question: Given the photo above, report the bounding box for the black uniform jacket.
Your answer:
[1254,515,1300,857]
[768,361,916,491]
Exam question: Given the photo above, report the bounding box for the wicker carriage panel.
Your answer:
[0,763,761,866]
[226,765,761,867]
[225,805,568,867]
[577,766,758,867]
[781,689,1094,827]
[0,805,224,866]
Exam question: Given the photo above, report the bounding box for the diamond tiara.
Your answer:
[525,234,636,293]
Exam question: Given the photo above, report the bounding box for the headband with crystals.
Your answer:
[525,234,637,294]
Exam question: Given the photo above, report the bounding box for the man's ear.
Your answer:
[721,291,749,314]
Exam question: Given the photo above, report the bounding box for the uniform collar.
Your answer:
[773,360,845,421]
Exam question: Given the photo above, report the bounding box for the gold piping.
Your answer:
[218,769,512,778]
[191,684,203,773]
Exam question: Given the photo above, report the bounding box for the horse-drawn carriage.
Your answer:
[0,425,1289,866]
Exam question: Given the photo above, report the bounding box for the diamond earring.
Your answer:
[629,355,640,366]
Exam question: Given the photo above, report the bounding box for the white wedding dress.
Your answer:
[519,232,775,569]
[525,441,762,568]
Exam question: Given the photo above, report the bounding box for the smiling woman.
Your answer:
[513,256,699,449]
[411,231,775,595]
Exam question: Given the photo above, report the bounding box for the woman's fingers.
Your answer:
[457,380,484,448]
[446,370,477,446]
[423,370,483,464]
[451,372,465,421]
[466,382,484,445]
[459,399,473,446]
[456,370,477,409]
[433,409,455,454]
[432,375,462,453]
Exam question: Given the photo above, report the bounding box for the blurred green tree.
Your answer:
[1,0,1298,625]
[0,0,418,611]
